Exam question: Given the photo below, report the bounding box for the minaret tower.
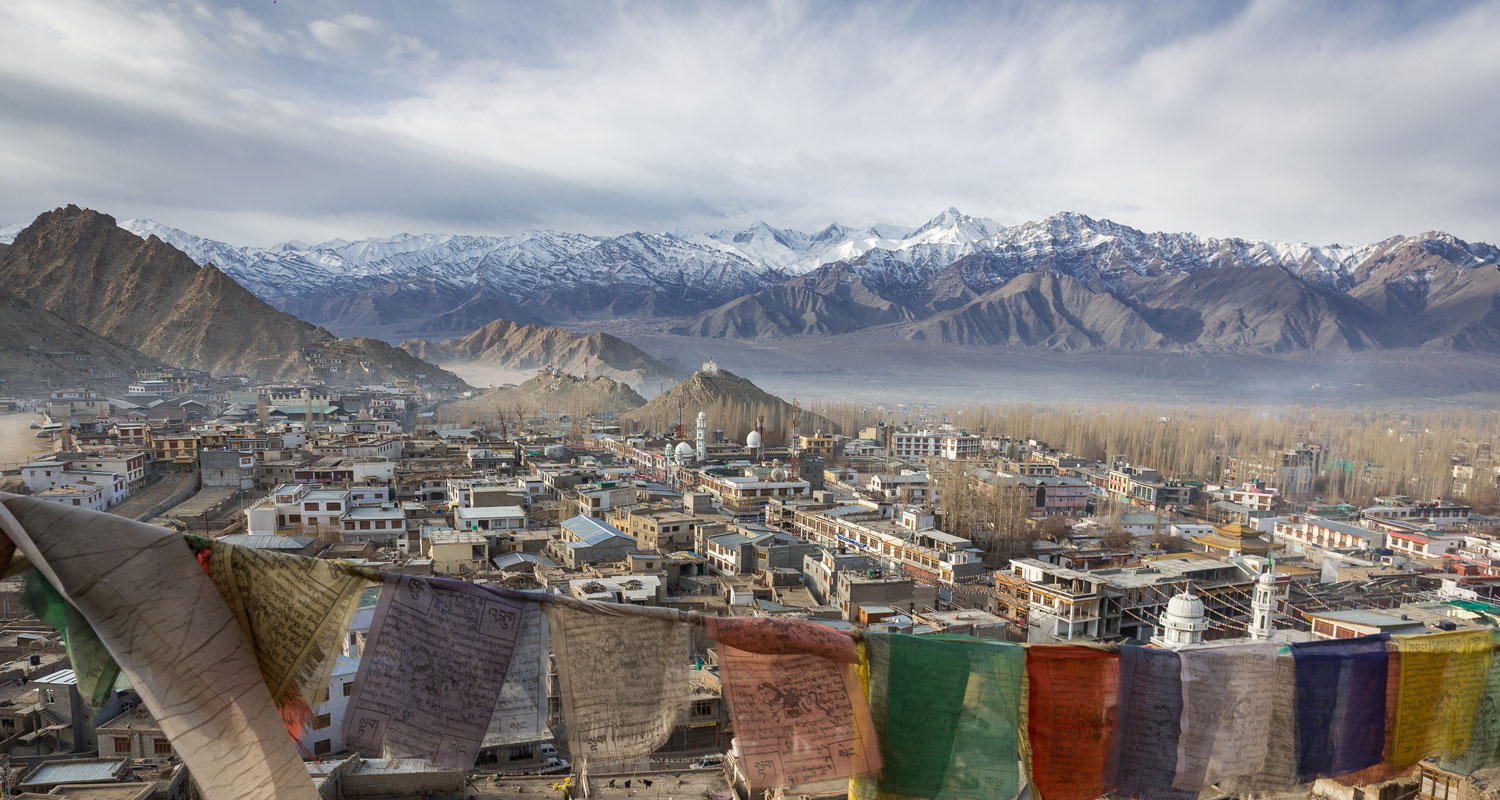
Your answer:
[1250,558,1283,641]
[696,411,708,462]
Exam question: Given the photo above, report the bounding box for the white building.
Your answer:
[939,434,981,461]
[339,504,407,545]
[890,430,939,460]
[1229,482,1280,513]
[1272,515,1384,553]
[455,505,527,532]
[244,483,394,538]
[22,459,130,508]
[297,655,358,758]
[33,482,110,511]
[867,471,934,504]
[126,380,173,396]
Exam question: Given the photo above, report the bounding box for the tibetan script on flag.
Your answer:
[345,575,525,769]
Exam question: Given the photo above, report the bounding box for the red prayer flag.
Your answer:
[1027,646,1119,800]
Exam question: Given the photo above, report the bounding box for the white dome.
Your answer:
[746,429,762,448]
[1166,592,1204,620]
[1258,570,1278,585]
[770,467,789,481]
[675,441,695,459]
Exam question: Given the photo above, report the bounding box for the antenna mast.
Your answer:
[789,398,802,478]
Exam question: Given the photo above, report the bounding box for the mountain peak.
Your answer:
[26,204,119,236]
[917,206,968,229]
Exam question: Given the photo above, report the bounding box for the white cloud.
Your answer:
[308,13,381,52]
[0,0,1496,246]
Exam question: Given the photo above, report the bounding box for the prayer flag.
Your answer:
[1174,642,1279,791]
[199,540,368,736]
[547,603,692,762]
[0,493,318,800]
[858,632,1023,800]
[19,568,127,707]
[1107,646,1194,800]
[344,575,526,769]
[1026,645,1118,800]
[483,601,551,748]
[1391,630,1493,766]
[706,615,858,662]
[711,617,878,790]
[1291,635,1389,779]
[1439,631,1500,775]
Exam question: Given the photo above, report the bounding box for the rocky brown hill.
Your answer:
[0,206,464,387]
[0,289,165,391]
[400,318,683,390]
[440,371,647,421]
[621,367,835,441]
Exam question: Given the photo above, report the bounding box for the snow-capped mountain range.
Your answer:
[3,208,1497,350]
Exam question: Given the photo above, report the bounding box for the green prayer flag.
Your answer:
[856,632,1024,800]
[19,568,128,707]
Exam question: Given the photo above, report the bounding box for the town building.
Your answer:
[995,555,1259,642]
[297,655,358,758]
[427,530,490,574]
[547,516,638,569]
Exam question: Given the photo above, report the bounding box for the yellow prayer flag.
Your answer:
[1392,630,1493,766]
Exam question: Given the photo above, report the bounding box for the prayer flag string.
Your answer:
[4,494,1500,800]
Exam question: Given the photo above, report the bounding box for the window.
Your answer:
[342,681,353,697]
[321,687,330,703]
[691,700,714,718]
[327,502,341,511]
[114,736,132,754]
[315,713,332,730]
[313,739,332,756]
[305,503,319,511]
[153,738,172,755]
[43,689,55,704]
[508,743,534,761]
[359,521,371,530]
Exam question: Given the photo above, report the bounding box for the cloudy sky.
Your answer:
[2,0,1498,246]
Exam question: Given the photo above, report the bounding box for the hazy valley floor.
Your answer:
[538,323,1500,407]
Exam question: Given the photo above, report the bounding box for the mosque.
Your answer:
[1152,559,1310,647]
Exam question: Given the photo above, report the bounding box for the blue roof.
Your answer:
[218,534,314,549]
[34,669,77,685]
[492,552,538,570]
[561,515,632,547]
[23,759,127,786]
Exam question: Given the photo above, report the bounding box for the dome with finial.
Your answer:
[1166,591,1205,620]
[1153,587,1208,649]
[746,429,762,448]
[674,441,695,460]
